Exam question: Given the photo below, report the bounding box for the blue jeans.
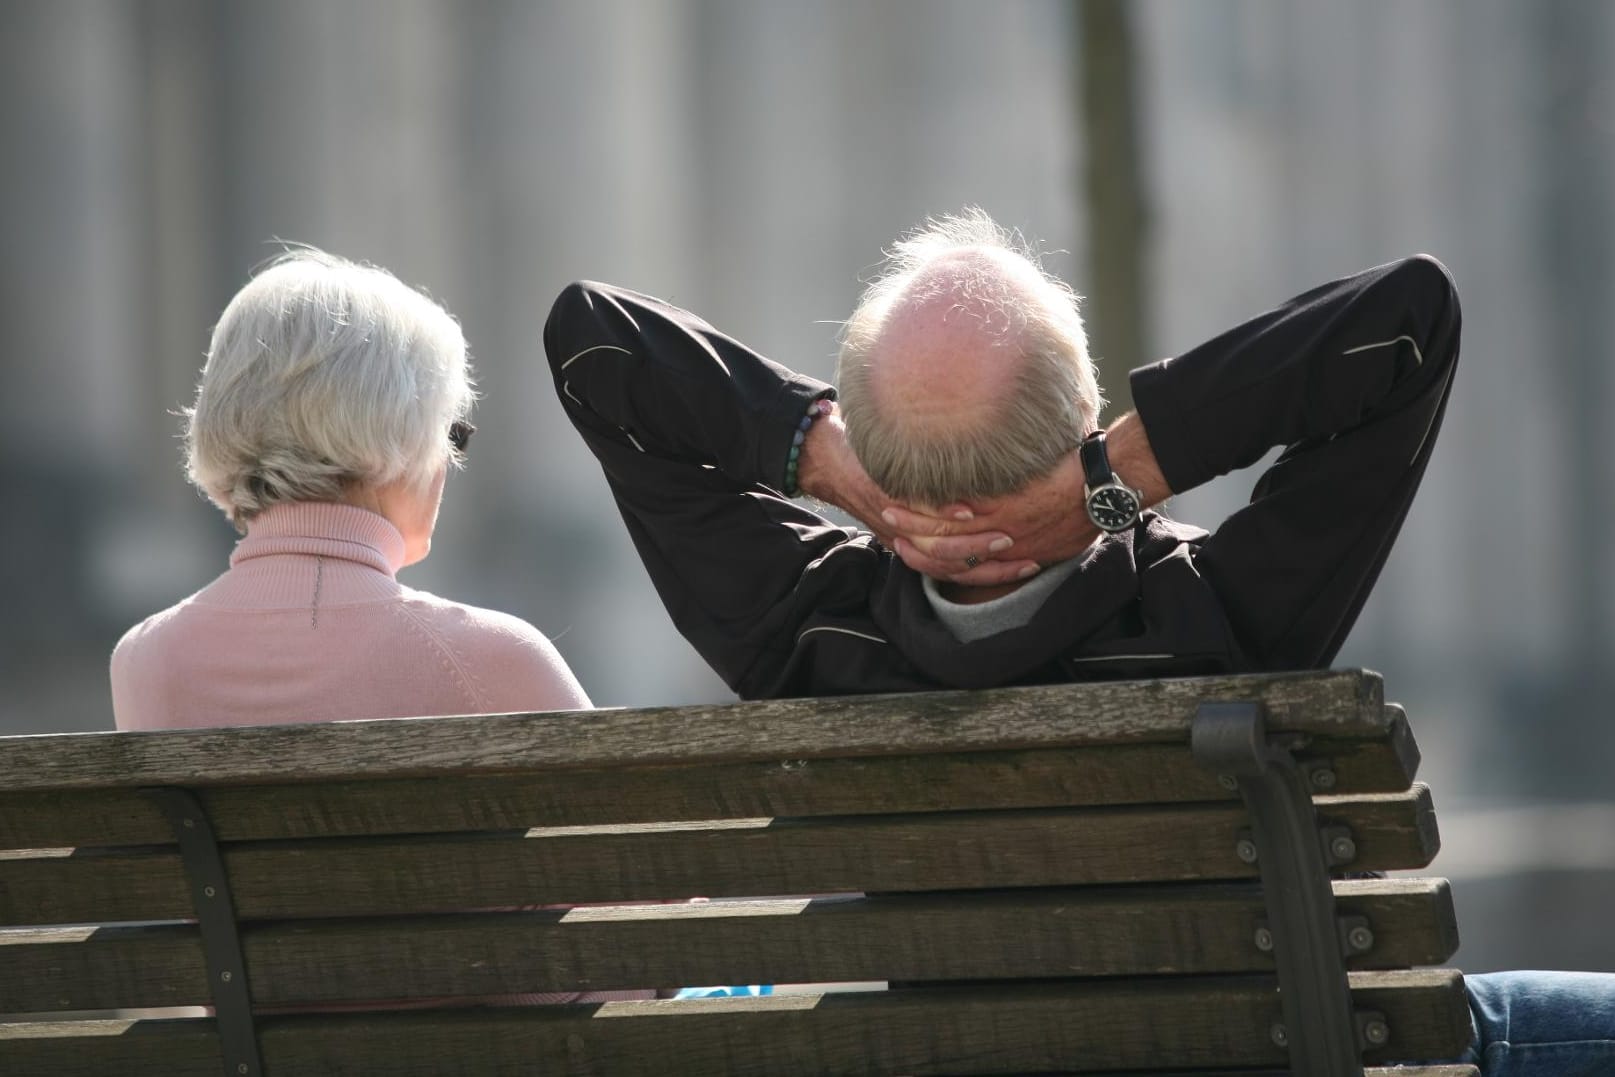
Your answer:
[1456,971,1615,1077]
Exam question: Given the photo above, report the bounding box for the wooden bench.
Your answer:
[0,669,1477,1076]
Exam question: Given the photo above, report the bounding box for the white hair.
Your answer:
[836,208,1103,504]
[185,248,475,528]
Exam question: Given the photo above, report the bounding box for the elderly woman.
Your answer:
[111,249,590,729]
[110,250,636,1007]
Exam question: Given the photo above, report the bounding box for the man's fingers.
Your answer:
[942,560,1042,587]
[892,537,1039,585]
[901,531,1014,561]
[880,504,973,537]
[891,536,973,578]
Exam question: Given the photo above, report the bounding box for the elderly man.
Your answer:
[544,210,1612,1075]
[545,211,1453,693]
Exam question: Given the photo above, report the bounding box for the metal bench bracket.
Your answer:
[146,787,263,1077]
[1192,701,1363,1077]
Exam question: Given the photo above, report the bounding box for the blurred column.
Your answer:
[1528,0,1615,787]
[0,1,145,469]
[0,1,162,729]
[1075,0,1149,417]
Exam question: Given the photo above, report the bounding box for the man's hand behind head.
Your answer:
[880,411,1172,585]
[880,450,1093,584]
[798,401,1043,586]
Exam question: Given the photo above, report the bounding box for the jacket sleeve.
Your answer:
[543,281,867,696]
[1130,254,1462,669]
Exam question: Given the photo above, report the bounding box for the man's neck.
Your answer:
[935,579,1031,604]
[921,556,1086,643]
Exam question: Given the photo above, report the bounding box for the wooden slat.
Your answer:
[1039,1071,1476,1077]
[1318,786,1442,864]
[0,671,1385,791]
[0,878,1457,1012]
[1055,1072,1476,1077]
[0,924,208,1012]
[0,970,1471,1076]
[0,721,1419,849]
[0,789,1439,925]
[1357,969,1478,1067]
[0,1019,223,1077]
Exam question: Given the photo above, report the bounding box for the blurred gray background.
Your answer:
[2,0,1611,972]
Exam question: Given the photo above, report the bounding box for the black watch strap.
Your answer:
[1079,430,1112,489]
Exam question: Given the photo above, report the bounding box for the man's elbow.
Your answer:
[542,281,605,368]
[1391,253,1461,325]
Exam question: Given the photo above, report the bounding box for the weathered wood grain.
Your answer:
[0,790,1438,925]
[0,1019,223,1076]
[1357,968,1478,1066]
[0,726,1418,849]
[0,671,1384,791]
[0,924,208,1012]
[0,878,1457,1012]
[0,971,1468,1076]
[1318,786,1443,867]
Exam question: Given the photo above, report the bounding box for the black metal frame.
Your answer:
[146,787,263,1077]
[1191,701,1364,1077]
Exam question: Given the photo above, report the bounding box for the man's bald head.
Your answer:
[836,210,1101,505]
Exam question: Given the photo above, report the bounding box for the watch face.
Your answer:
[1088,485,1140,532]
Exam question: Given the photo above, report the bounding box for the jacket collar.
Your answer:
[873,511,1198,689]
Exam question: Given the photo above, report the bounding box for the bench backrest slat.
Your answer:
[1,789,1438,925]
[0,972,1470,1076]
[0,715,1417,848]
[0,672,1385,791]
[0,879,1457,1014]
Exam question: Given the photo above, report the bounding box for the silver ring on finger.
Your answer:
[963,554,981,569]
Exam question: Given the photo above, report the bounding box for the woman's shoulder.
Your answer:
[111,593,204,667]
[110,592,213,729]
[393,588,592,710]
[393,586,551,645]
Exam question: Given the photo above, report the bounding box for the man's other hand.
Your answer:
[797,403,1042,586]
[879,412,1172,584]
[879,450,1096,582]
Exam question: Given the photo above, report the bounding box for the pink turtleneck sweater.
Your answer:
[111,501,591,730]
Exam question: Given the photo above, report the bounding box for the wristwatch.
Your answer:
[1079,429,1143,533]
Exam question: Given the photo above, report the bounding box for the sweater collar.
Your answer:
[230,502,406,577]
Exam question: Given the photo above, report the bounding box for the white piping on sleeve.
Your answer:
[622,430,646,453]
[1343,335,1423,366]
[1343,333,1454,463]
[797,625,888,646]
[561,344,632,370]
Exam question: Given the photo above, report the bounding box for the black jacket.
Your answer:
[544,256,1461,698]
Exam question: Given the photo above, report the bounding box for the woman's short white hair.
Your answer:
[836,209,1102,504]
[185,248,475,529]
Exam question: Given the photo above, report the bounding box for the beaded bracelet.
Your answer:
[782,398,833,497]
